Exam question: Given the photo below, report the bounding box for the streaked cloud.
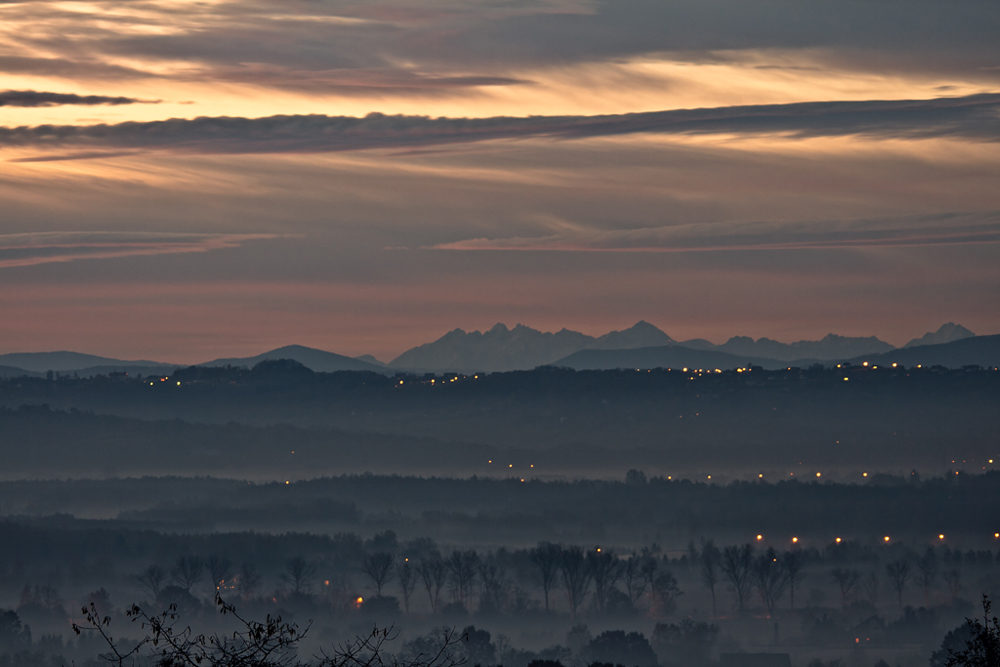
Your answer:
[429,212,1000,253]
[2,94,998,158]
[0,231,283,269]
[0,90,156,107]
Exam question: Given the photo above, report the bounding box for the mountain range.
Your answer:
[0,322,988,376]
[388,321,673,372]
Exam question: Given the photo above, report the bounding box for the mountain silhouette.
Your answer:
[682,333,895,361]
[0,364,41,378]
[201,344,389,374]
[846,334,999,368]
[903,322,975,348]
[389,321,674,372]
[0,351,172,373]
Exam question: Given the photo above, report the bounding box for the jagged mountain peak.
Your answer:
[904,323,975,349]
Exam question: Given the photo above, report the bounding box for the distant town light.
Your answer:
[758,474,763,478]
[836,537,842,543]
[756,534,763,541]
[792,537,798,543]
[863,362,869,367]
[844,377,849,381]
[863,472,868,477]
[884,536,890,542]
[939,534,945,540]
[816,472,822,477]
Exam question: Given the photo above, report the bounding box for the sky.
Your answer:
[0,0,998,363]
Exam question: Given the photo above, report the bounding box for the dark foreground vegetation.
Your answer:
[1,473,999,667]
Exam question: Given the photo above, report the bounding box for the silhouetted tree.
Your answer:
[447,550,479,607]
[238,562,262,599]
[419,556,448,613]
[559,546,591,619]
[942,595,1000,667]
[651,571,682,617]
[782,550,804,610]
[207,555,234,590]
[721,544,754,615]
[397,559,417,613]
[363,553,395,596]
[136,565,167,601]
[944,569,963,603]
[172,555,204,592]
[699,541,721,618]
[830,568,862,609]
[281,556,317,595]
[478,562,509,613]
[586,549,621,614]
[753,548,788,616]
[624,555,650,607]
[886,559,913,610]
[530,543,562,612]
[862,570,879,609]
[917,548,939,606]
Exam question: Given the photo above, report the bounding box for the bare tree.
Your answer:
[362,553,395,597]
[447,550,479,607]
[700,541,722,618]
[753,548,788,617]
[530,543,562,612]
[281,556,318,595]
[651,571,682,617]
[916,549,939,606]
[782,551,805,610]
[586,549,622,614]
[238,563,262,600]
[172,555,204,593]
[623,555,649,607]
[830,568,861,609]
[136,565,167,601]
[861,571,879,609]
[397,559,417,613]
[722,544,755,615]
[886,559,913,610]
[944,568,963,603]
[478,562,509,612]
[559,546,592,620]
[207,556,234,590]
[419,556,449,613]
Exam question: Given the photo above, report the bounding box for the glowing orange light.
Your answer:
[356,597,364,604]
[884,536,890,542]
[816,472,821,477]
[792,537,798,543]
[863,472,868,477]
[938,534,945,540]
[836,537,842,543]
[324,580,330,586]
[756,534,763,541]
[285,480,289,485]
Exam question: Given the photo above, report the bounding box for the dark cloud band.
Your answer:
[0,90,156,108]
[2,93,998,154]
